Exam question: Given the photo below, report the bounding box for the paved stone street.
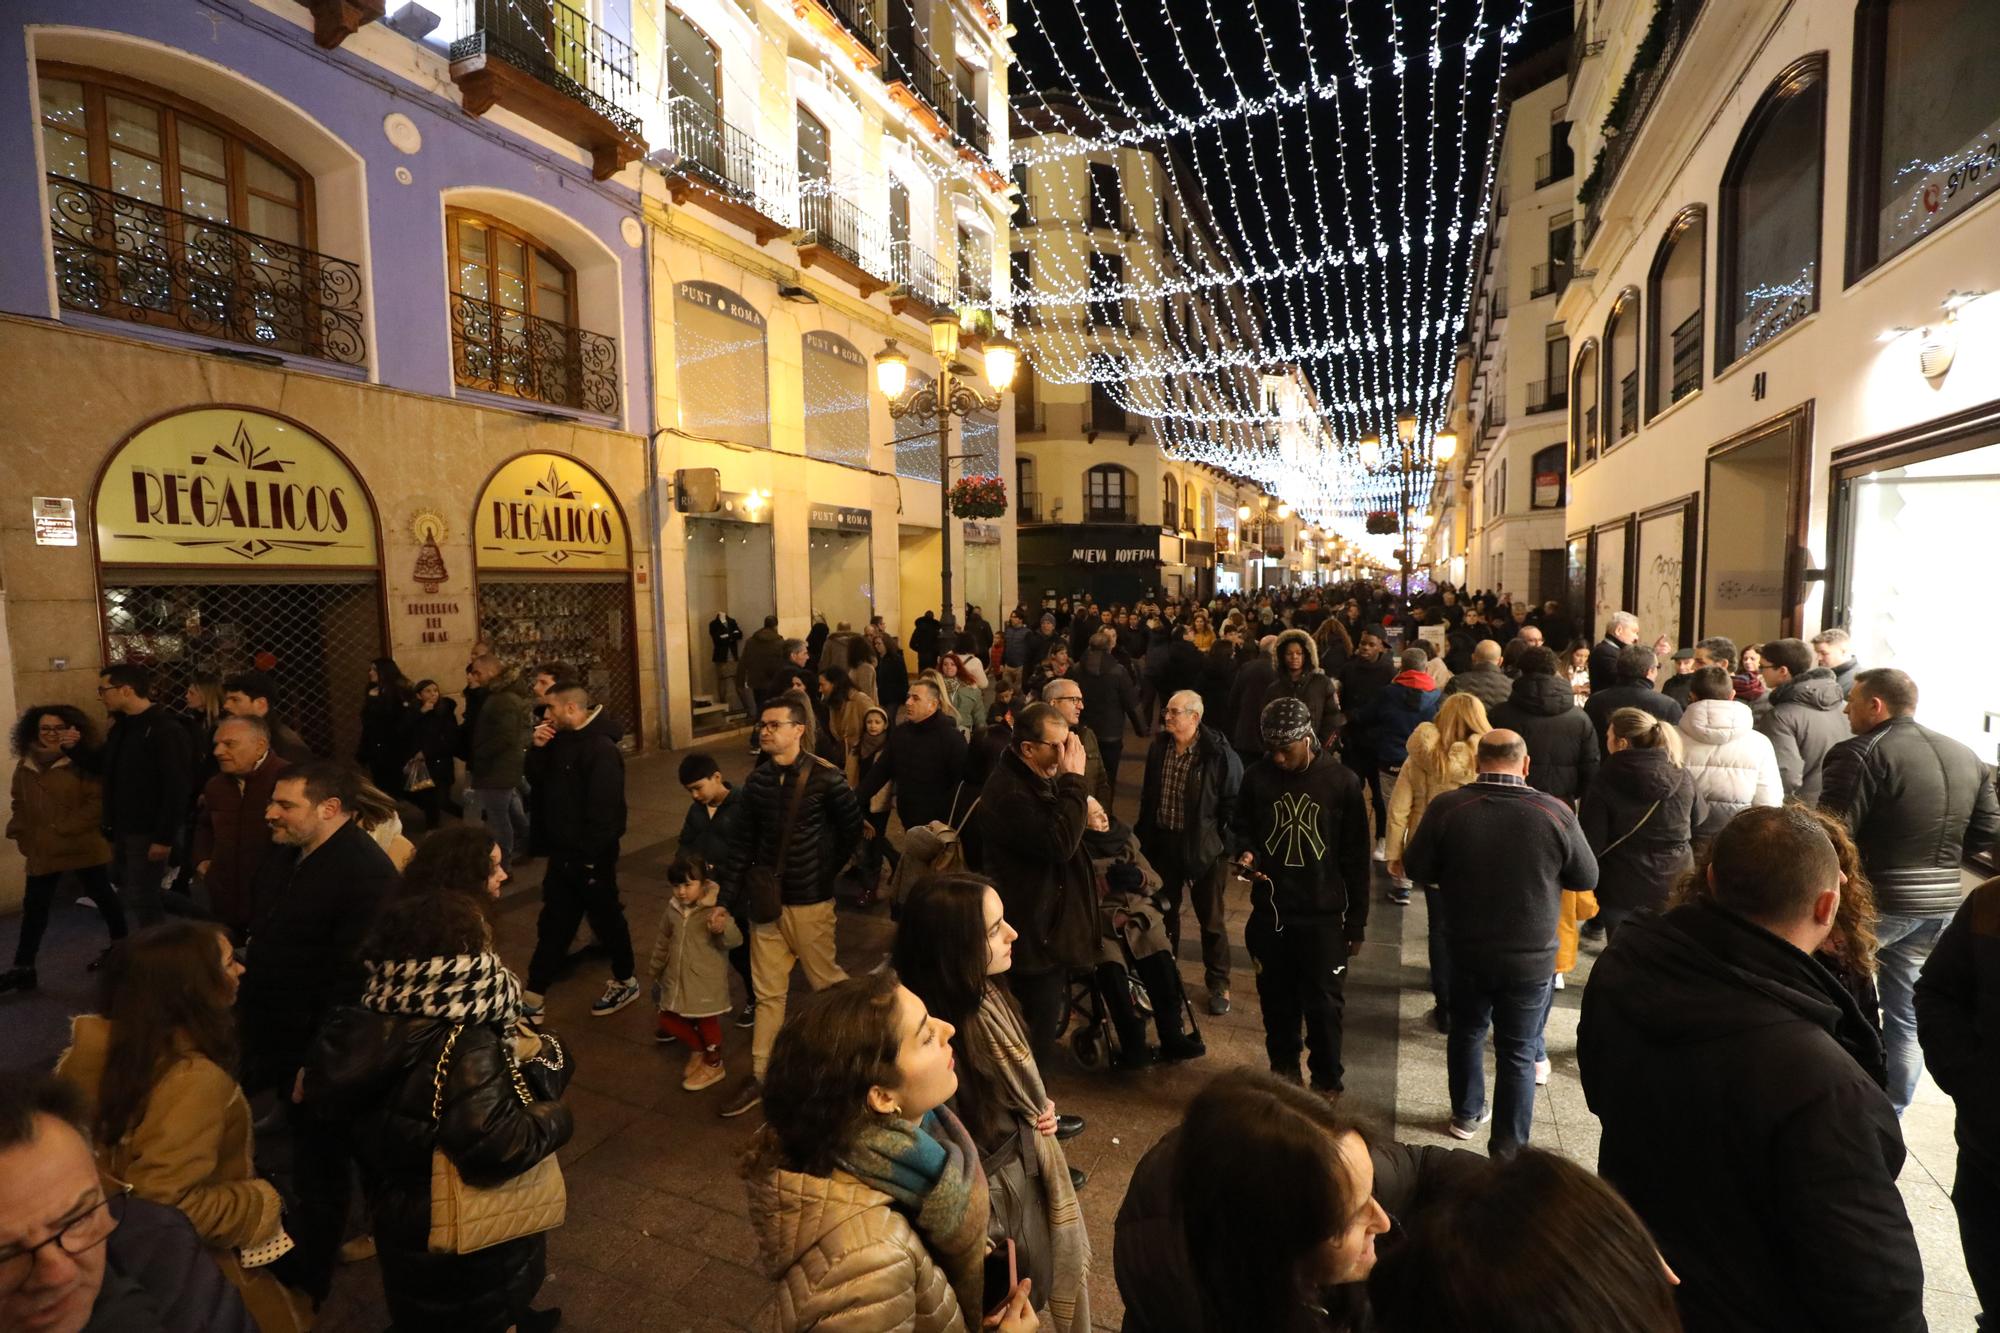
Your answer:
[0,732,1979,1330]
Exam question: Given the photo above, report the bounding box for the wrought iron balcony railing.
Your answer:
[1581,0,1705,245]
[1085,500,1138,524]
[890,239,953,311]
[1669,309,1703,404]
[1525,379,1568,415]
[450,291,618,415]
[798,184,888,278]
[450,0,643,143]
[1016,488,1041,521]
[809,0,881,56]
[48,174,365,365]
[884,28,951,119]
[659,100,795,225]
[954,92,990,158]
[1530,260,1571,299]
[1619,370,1640,438]
[1535,150,1573,188]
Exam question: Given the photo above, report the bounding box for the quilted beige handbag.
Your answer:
[427,1023,567,1254]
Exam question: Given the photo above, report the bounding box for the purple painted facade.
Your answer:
[0,0,650,432]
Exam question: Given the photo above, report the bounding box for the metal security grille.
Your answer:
[100,575,384,761]
[478,576,641,749]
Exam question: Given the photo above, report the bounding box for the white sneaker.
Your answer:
[1535,1058,1552,1086]
[1372,839,1387,862]
[1552,973,1566,991]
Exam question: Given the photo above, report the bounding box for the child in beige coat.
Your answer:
[647,852,744,1091]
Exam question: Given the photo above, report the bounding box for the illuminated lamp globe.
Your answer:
[1275,504,1292,520]
[874,340,909,398]
[1433,432,1458,462]
[982,332,1019,389]
[1396,413,1418,444]
[1359,435,1383,470]
[929,314,961,362]
[1237,505,1253,520]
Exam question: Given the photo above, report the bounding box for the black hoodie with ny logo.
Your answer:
[1232,747,1372,941]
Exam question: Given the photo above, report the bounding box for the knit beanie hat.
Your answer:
[1260,696,1315,749]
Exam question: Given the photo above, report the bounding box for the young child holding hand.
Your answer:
[648,852,743,1091]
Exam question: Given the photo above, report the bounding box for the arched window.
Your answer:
[448,208,592,407]
[1849,1,2000,274]
[1647,207,1705,418]
[39,64,335,358]
[1604,288,1640,447]
[801,330,869,466]
[1719,56,1827,369]
[1571,339,1601,468]
[674,279,770,449]
[1163,472,1179,527]
[1086,464,1135,523]
[662,8,723,170]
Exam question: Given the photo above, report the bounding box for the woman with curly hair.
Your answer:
[4,703,126,991]
[55,920,311,1330]
[745,969,1037,1333]
[399,823,509,909]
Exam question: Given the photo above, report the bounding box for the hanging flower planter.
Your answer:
[948,474,1008,519]
[1365,510,1399,535]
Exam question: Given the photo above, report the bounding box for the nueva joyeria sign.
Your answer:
[95,409,377,567]
[475,453,628,571]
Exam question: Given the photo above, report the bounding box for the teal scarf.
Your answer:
[837,1105,987,1318]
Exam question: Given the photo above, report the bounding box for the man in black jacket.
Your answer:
[1137,690,1242,1016]
[220,670,315,765]
[972,702,1097,1064]
[716,694,863,1117]
[1916,873,2000,1324]
[242,759,396,1299]
[1588,609,1640,694]
[1337,631,1397,850]
[1489,646,1598,801]
[1072,630,1148,804]
[1403,731,1597,1153]
[855,679,967,831]
[1822,667,2000,1115]
[1578,805,1926,1333]
[522,683,636,1021]
[1440,638,1512,710]
[97,664,195,929]
[1584,644,1684,751]
[1233,697,1372,1093]
[1225,633,1280,766]
[1755,638,1849,803]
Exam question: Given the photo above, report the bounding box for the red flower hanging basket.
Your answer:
[949,474,1008,520]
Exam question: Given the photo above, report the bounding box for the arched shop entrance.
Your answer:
[472,452,641,749]
[92,407,386,761]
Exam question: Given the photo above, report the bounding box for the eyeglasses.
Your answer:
[1162,707,1194,718]
[36,724,68,734]
[755,719,801,731]
[0,1186,129,1293]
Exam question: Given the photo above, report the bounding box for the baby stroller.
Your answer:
[1065,831,1206,1069]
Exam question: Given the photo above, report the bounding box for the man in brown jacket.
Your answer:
[193,715,289,938]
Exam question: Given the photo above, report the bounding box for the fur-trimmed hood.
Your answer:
[1273,627,1322,676]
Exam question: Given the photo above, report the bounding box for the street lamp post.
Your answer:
[1359,414,1456,600]
[875,316,1017,645]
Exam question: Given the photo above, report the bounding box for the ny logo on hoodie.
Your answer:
[1265,791,1326,867]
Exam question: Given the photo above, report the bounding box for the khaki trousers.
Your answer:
[749,898,848,1078]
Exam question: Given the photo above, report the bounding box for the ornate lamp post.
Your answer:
[874,316,1017,642]
[1358,414,1456,598]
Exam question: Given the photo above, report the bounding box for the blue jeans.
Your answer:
[1446,968,1552,1156]
[1876,911,1949,1115]
[470,787,530,869]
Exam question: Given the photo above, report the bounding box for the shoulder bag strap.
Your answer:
[430,1023,464,1123]
[1598,800,1662,858]
[771,761,814,878]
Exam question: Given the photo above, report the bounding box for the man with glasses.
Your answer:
[715,695,864,1118]
[1138,690,1242,1017]
[1040,678,1110,810]
[973,702,1099,1064]
[0,1076,250,1332]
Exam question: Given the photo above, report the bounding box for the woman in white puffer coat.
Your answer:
[1676,666,1783,840]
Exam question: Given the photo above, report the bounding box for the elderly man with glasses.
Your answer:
[1040,677,1111,811]
[1138,690,1244,1016]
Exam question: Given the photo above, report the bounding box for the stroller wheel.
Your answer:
[1071,1025,1109,1071]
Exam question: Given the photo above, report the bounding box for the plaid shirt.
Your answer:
[1157,738,1199,830]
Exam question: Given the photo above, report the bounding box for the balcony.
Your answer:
[1085,500,1139,524]
[450,292,617,414]
[653,102,792,244]
[1016,489,1042,522]
[889,240,954,317]
[294,0,386,48]
[1012,194,1038,228]
[954,92,990,159]
[957,255,993,308]
[792,0,881,67]
[1579,0,1705,245]
[1015,399,1044,434]
[1482,395,1508,437]
[48,174,365,366]
[449,0,646,181]
[1534,149,1573,189]
[1525,379,1568,416]
[797,186,890,296]
[1530,260,1571,300]
[883,28,952,138]
[1668,309,1702,404]
[1619,370,1640,438]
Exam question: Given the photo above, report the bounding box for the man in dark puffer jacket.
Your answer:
[1821,667,2000,1115]
[1754,638,1850,804]
[716,693,863,1117]
[1489,646,1597,802]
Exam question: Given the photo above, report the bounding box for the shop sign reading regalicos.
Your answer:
[476,453,629,571]
[95,409,377,566]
